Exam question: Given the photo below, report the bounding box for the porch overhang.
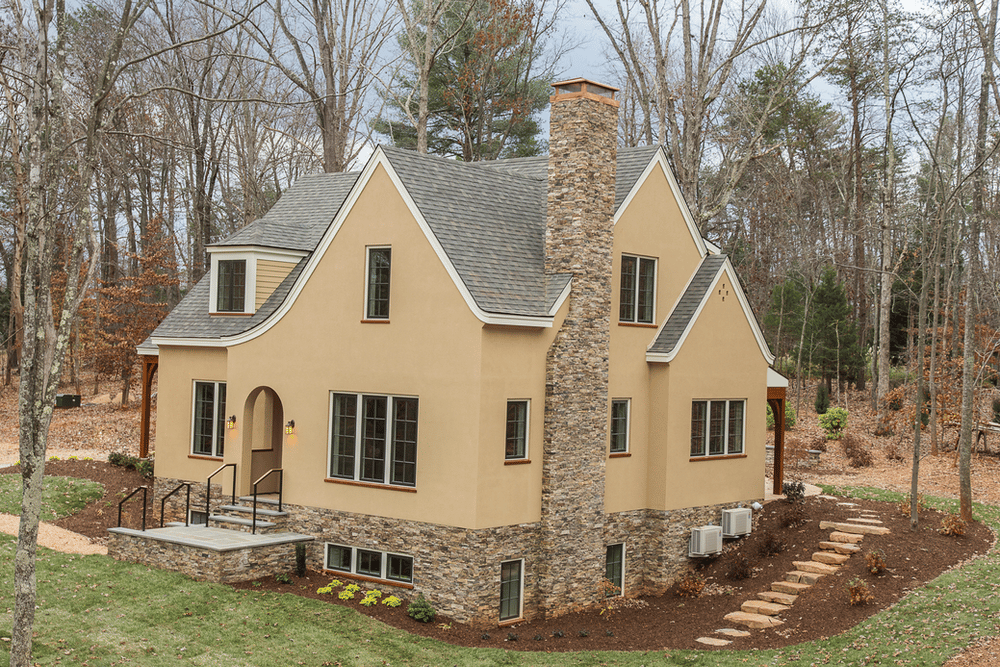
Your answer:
[767,368,789,496]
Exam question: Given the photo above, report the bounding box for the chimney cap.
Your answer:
[551,78,619,106]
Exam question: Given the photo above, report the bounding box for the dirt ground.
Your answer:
[2,378,1000,662]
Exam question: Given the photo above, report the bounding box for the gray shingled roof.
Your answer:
[148,145,673,344]
[648,255,727,356]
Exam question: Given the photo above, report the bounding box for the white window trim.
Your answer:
[690,398,746,457]
[606,542,625,597]
[190,380,226,458]
[364,245,392,320]
[188,509,209,526]
[620,254,658,324]
[323,543,414,584]
[610,398,631,454]
[505,399,530,460]
[327,391,418,487]
[499,558,525,622]
[208,248,306,315]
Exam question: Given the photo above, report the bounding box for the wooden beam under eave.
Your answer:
[140,355,158,459]
[767,389,786,496]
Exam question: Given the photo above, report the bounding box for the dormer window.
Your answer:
[217,260,247,312]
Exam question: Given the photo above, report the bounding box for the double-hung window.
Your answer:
[192,381,226,457]
[330,392,418,487]
[216,260,246,312]
[610,399,630,454]
[605,544,624,596]
[505,400,529,460]
[620,254,656,324]
[325,543,414,584]
[366,247,391,319]
[499,560,523,621]
[690,399,745,457]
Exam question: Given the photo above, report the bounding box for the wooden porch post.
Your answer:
[767,387,786,496]
[140,355,158,459]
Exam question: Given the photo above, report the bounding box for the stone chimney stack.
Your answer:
[538,78,619,617]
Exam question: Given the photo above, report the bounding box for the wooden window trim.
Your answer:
[325,478,417,493]
[609,452,632,459]
[688,453,748,462]
[320,569,415,590]
[504,458,532,466]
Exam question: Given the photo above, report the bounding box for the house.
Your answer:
[132,78,779,625]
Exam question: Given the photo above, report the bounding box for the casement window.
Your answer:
[610,399,630,454]
[499,560,523,621]
[329,392,418,487]
[505,400,529,460]
[192,381,226,457]
[620,254,656,324]
[605,544,624,596]
[366,247,391,319]
[216,259,247,312]
[324,543,414,584]
[690,399,745,457]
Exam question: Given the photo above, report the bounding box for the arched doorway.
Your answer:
[242,387,284,495]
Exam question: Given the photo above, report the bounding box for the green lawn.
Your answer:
[0,475,104,521]
[0,487,996,666]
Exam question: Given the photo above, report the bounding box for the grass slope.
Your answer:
[0,475,104,521]
[0,488,996,666]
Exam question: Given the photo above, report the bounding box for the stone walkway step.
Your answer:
[741,600,790,616]
[793,560,840,575]
[773,580,811,594]
[758,590,797,605]
[847,517,883,525]
[716,628,750,637]
[696,637,732,646]
[819,541,861,555]
[724,611,785,629]
[829,531,864,544]
[813,550,851,566]
[819,521,890,536]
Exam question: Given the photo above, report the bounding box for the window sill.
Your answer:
[617,322,658,328]
[609,452,631,458]
[360,318,390,324]
[504,458,531,466]
[325,478,417,493]
[321,569,414,590]
[209,312,253,317]
[498,617,524,627]
[188,454,223,461]
[689,453,747,462]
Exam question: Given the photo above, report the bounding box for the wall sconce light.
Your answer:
[285,420,295,435]
[226,415,237,430]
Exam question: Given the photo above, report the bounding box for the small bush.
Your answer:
[578,629,589,637]
[506,633,518,642]
[782,481,806,503]
[865,549,887,575]
[727,555,753,581]
[407,594,437,623]
[295,543,307,577]
[815,384,830,414]
[887,392,904,412]
[780,505,807,529]
[940,514,966,536]
[847,577,873,606]
[605,630,615,637]
[274,572,292,585]
[819,407,849,439]
[381,595,402,608]
[675,572,706,598]
[551,630,565,638]
[898,494,925,517]
[842,435,873,468]
[766,403,798,430]
[534,634,544,641]
[756,532,786,558]
[107,451,155,478]
[480,632,490,640]
[885,442,904,461]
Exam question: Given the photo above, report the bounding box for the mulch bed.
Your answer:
[231,496,993,652]
[6,460,993,651]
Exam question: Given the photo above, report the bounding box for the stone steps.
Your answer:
[793,560,841,575]
[819,521,890,536]
[772,580,811,594]
[812,550,851,566]
[785,570,822,585]
[819,541,861,555]
[829,531,864,544]
[741,600,790,616]
[758,590,798,605]
[723,611,785,629]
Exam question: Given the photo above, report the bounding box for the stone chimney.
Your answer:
[538,78,619,617]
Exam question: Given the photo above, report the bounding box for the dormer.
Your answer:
[208,246,307,316]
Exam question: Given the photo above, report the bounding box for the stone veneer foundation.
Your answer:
[129,475,757,625]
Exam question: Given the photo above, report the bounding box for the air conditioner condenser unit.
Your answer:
[688,525,723,557]
[722,507,752,538]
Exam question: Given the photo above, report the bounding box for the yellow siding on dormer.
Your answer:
[255,260,296,310]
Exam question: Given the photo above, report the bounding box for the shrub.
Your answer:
[382,595,402,607]
[766,403,798,430]
[865,549,887,575]
[782,480,806,503]
[551,630,565,638]
[578,630,589,637]
[407,594,437,623]
[756,532,786,558]
[940,514,966,536]
[885,442,904,461]
[842,435,873,468]
[847,577,873,605]
[898,494,925,517]
[780,505,807,529]
[727,555,753,580]
[295,543,307,577]
[819,407,849,439]
[534,634,544,641]
[274,572,292,585]
[480,632,490,640]
[506,633,518,641]
[675,572,705,598]
[815,384,830,414]
[887,392,904,412]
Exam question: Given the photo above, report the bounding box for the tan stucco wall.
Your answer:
[648,266,767,510]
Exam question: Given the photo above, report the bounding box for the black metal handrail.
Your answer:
[206,463,237,522]
[160,482,192,527]
[251,468,283,535]
[118,486,148,531]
